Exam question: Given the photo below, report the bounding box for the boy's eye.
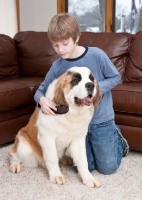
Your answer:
[53,44,58,47]
[63,42,68,46]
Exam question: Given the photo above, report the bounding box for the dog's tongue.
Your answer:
[83,97,93,103]
[81,96,94,106]
[74,96,93,106]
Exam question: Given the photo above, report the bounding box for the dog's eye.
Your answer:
[72,78,80,84]
[89,74,94,82]
[71,72,82,86]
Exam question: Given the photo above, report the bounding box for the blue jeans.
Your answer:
[86,119,124,175]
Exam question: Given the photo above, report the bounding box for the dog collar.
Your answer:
[51,105,69,114]
[39,103,69,115]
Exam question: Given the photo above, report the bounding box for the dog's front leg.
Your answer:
[70,136,101,188]
[38,132,65,185]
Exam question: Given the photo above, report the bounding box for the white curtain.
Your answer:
[0,0,18,38]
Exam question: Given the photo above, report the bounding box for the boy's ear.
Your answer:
[76,36,80,43]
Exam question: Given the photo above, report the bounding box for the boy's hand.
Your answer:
[39,97,57,115]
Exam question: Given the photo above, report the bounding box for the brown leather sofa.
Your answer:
[0,31,142,152]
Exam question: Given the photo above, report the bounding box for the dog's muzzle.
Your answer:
[74,94,93,106]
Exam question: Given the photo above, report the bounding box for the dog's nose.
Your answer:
[85,82,94,91]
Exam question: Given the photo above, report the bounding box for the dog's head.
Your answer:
[53,67,102,108]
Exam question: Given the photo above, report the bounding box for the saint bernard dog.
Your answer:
[9,66,102,188]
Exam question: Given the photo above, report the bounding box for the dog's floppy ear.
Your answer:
[93,81,102,108]
[52,74,69,106]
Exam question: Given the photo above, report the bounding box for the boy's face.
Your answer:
[52,37,79,59]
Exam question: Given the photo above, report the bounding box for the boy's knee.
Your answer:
[97,161,119,175]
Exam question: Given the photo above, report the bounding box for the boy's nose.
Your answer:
[58,46,64,53]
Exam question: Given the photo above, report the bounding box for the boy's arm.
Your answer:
[34,67,55,104]
[34,64,57,115]
[97,50,121,94]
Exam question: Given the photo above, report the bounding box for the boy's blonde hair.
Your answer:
[48,13,81,43]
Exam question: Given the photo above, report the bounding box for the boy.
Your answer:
[34,12,129,175]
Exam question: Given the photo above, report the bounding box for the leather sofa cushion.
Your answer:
[0,34,19,80]
[14,31,59,77]
[0,105,32,122]
[112,82,142,114]
[0,114,31,145]
[15,77,43,103]
[125,31,142,82]
[115,112,142,128]
[79,32,132,78]
[0,80,31,111]
[119,124,142,151]
[0,77,43,111]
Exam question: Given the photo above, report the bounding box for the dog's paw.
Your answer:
[83,177,101,188]
[60,156,73,165]
[9,163,22,173]
[50,175,66,185]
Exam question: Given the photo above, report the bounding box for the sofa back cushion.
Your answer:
[0,34,19,80]
[14,31,59,77]
[79,32,132,79]
[124,31,142,82]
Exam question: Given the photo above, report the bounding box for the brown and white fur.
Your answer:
[9,67,102,188]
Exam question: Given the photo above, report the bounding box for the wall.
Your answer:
[19,0,57,31]
[0,0,18,38]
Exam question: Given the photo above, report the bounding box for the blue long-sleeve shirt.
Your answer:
[34,47,121,124]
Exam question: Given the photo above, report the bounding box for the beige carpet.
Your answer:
[0,145,142,200]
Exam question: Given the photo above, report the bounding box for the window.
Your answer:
[115,0,142,33]
[68,0,106,32]
[57,0,142,33]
